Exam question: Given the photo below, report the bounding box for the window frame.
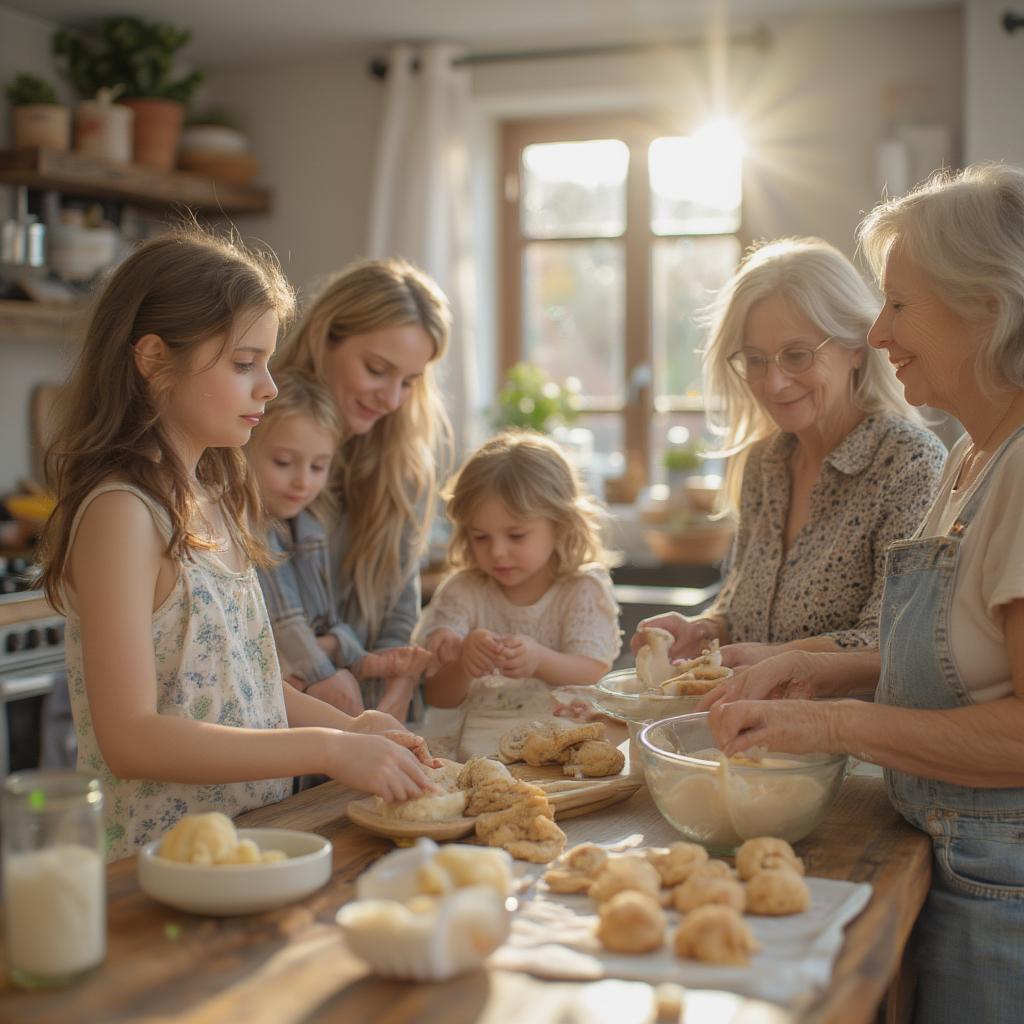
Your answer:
[499,112,746,478]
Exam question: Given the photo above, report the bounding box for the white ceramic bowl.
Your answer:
[138,828,332,915]
[639,712,847,854]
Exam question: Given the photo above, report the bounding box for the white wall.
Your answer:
[964,0,1024,163]
[0,7,77,489]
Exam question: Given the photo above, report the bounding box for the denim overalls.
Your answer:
[877,427,1024,1024]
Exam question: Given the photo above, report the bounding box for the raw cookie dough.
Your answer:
[561,739,625,778]
[589,854,662,903]
[672,874,746,914]
[745,868,811,916]
[645,841,709,887]
[596,890,667,954]
[735,837,805,880]
[672,904,760,966]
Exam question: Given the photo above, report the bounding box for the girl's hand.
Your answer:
[498,634,543,678]
[350,710,440,768]
[707,698,846,759]
[356,646,432,680]
[461,629,504,678]
[697,651,833,712]
[324,733,437,801]
[376,675,417,724]
[425,629,464,673]
[631,613,713,660]
[306,670,364,716]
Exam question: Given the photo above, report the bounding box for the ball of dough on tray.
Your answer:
[735,836,805,880]
[521,722,605,767]
[745,868,811,916]
[645,841,709,887]
[589,854,662,903]
[426,758,465,792]
[561,740,625,778]
[498,720,554,763]
[374,788,468,822]
[564,842,609,877]
[672,904,760,966]
[596,890,667,954]
[671,874,746,914]
[457,757,512,790]
[464,779,545,816]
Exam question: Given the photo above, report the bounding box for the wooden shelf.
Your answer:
[0,299,86,342]
[0,148,270,214]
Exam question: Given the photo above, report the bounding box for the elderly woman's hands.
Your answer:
[630,613,718,661]
[697,650,828,711]
[707,697,848,758]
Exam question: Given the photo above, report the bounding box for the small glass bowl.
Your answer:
[593,668,704,726]
[638,712,847,854]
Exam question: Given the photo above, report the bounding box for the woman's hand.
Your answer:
[718,642,780,669]
[356,646,432,680]
[707,698,847,759]
[305,669,364,716]
[376,675,418,723]
[315,633,341,661]
[324,733,437,801]
[425,628,464,673]
[461,629,504,678]
[630,613,715,660]
[698,650,853,712]
[498,634,543,678]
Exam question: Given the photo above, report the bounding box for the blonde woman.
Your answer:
[274,259,452,721]
[634,238,946,666]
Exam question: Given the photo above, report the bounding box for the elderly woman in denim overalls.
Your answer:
[699,164,1024,1023]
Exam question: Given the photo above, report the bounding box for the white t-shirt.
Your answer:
[414,565,622,757]
[917,430,1024,703]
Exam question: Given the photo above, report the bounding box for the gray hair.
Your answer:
[857,163,1024,392]
[702,236,918,509]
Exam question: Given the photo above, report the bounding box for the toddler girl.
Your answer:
[247,371,431,720]
[38,229,435,861]
[417,431,621,757]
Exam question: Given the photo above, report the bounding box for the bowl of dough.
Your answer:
[638,712,847,854]
[138,812,332,915]
[336,838,514,981]
[593,628,734,751]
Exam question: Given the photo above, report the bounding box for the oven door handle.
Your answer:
[0,673,56,701]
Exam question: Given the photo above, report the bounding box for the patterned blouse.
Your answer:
[708,414,947,648]
[65,484,292,861]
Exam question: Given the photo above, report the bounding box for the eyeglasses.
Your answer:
[726,336,835,382]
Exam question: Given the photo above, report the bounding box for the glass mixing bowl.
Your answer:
[638,712,848,854]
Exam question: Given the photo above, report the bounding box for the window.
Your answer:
[500,114,744,483]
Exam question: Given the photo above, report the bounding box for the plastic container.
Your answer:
[638,712,847,854]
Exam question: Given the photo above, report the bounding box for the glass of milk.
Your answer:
[2,771,106,989]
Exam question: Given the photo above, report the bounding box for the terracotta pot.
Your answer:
[118,98,185,170]
[12,104,71,151]
[75,100,134,163]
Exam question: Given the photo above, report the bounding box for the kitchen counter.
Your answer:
[0,773,931,1024]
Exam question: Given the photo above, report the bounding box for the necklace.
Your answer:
[955,394,1023,490]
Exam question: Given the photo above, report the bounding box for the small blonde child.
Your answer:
[38,229,435,861]
[417,431,621,756]
[247,371,431,722]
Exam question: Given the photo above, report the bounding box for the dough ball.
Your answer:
[498,720,553,763]
[735,837,805,880]
[596,891,667,954]
[375,788,468,822]
[745,868,811,916]
[457,757,512,790]
[561,740,625,778]
[564,842,609,877]
[645,841,709,887]
[589,854,662,903]
[671,874,746,914]
[672,905,760,966]
[426,758,465,792]
[159,812,237,865]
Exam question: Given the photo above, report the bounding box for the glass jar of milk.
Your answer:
[2,771,106,988]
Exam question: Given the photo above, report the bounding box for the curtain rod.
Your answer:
[368,25,771,79]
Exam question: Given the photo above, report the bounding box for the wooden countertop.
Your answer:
[0,775,931,1024]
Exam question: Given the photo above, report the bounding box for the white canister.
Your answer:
[2,771,107,989]
[75,99,134,164]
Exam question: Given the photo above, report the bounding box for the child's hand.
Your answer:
[461,628,504,678]
[425,628,464,673]
[498,634,543,678]
[356,646,432,680]
[315,633,342,662]
[304,669,364,716]
[350,710,440,767]
[325,733,437,801]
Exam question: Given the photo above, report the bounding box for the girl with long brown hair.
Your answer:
[38,229,435,861]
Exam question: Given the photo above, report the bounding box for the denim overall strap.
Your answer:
[875,425,1024,1024]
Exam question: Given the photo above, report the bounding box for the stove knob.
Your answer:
[4,632,20,654]
[25,628,41,650]
[45,626,63,646]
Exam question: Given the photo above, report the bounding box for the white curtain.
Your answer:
[367,43,478,458]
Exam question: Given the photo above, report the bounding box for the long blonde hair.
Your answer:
[247,370,343,525]
[275,258,453,640]
[702,237,920,510]
[39,227,295,611]
[445,431,612,577]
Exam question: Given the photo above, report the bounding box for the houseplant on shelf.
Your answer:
[6,73,70,151]
[54,17,204,170]
[493,362,580,434]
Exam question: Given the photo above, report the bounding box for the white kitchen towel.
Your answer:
[491,874,871,1007]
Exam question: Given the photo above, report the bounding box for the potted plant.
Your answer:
[663,435,705,497]
[54,17,204,170]
[6,73,70,151]
[493,363,580,434]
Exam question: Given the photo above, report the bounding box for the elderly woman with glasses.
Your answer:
[634,236,946,666]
